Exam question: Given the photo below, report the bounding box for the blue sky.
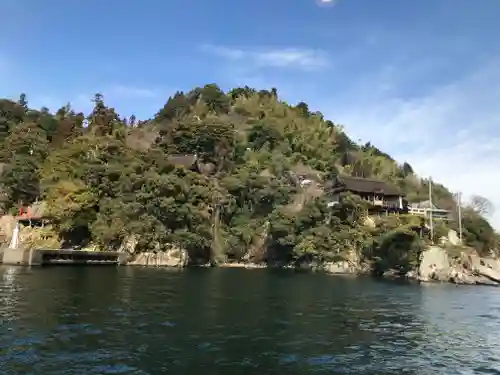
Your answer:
[1,0,500,228]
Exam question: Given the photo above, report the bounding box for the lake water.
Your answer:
[1,266,500,374]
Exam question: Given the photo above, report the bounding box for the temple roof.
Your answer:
[330,176,402,196]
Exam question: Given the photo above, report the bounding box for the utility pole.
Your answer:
[457,191,463,243]
[428,177,434,244]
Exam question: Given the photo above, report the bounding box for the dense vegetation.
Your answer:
[0,85,498,271]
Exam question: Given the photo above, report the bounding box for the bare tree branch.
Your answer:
[468,195,494,217]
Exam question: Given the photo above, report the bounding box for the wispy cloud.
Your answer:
[328,57,500,228]
[201,45,245,60]
[315,0,339,7]
[254,49,329,70]
[200,44,330,71]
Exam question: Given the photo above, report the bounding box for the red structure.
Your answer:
[18,205,31,218]
[16,203,45,224]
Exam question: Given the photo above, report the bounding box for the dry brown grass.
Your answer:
[283,182,324,213]
[126,127,159,151]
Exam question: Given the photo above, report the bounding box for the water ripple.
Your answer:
[1,266,500,374]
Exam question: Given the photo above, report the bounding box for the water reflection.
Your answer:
[417,284,500,374]
[1,266,22,312]
[0,266,499,374]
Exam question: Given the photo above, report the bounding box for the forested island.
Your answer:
[0,85,498,278]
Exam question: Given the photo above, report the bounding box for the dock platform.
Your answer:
[0,248,128,266]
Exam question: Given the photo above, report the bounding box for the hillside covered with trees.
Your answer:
[0,85,497,272]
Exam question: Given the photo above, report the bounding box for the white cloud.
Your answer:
[202,41,500,230]
[329,58,500,229]
[200,45,245,60]
[316,0,339,7]
[200,44,329,71]
[254,49,329,70]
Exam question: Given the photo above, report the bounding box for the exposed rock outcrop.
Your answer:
[242,221,270,263]
[127,248,189,267]
[324,260,359,274]
[418,246,450,282]
[220,262,266,269]
[323,250,368,275]
[0,215,16,247]
[118,235,138,254]
[418,246,500,286]
[438,229,462,246]
[465,253,500,284]
[116,235,189,268]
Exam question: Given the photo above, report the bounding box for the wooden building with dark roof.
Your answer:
[327,176,407,213]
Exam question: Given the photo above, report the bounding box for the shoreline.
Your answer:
[1,257,498,287]
[2,246,500,287]
[128,260,500,287]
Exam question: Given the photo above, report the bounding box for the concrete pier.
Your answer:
[0,248,128,266]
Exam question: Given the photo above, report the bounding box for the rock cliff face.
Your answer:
[127,249,189,268]
[108,231,500,286]
[323,260,357,274]
[0,215,16,247]
[117,235,189,267]
[323,250,369,275]
[418,246,500,286]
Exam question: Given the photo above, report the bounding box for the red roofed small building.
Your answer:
[16,202,48,226]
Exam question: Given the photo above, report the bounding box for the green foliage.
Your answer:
[372,229,423,275]
[402,162,414,176]
[1,122,48,207]
[266,195,373,264]
[0,86,495,269]
[459,211,496,256]
[87,94,124,137]
[157,115,236,169]
[247,119,284,151]
[0,99,26,159]
[155,91,191,121]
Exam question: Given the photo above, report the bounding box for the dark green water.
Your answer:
[1,266,500,374]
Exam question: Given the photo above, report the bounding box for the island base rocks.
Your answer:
[418,246,500,286]
[127,248,189,268]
